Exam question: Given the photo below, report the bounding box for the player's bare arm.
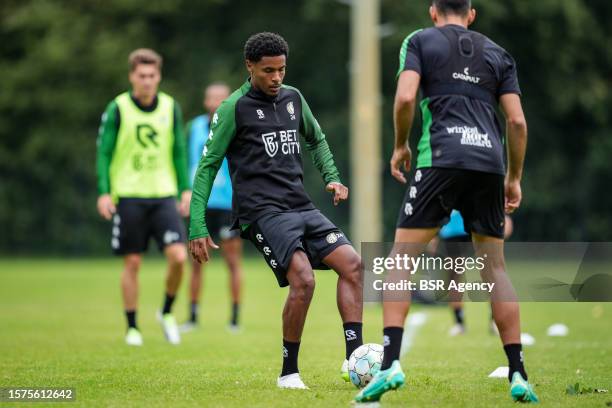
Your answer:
[391,70,420,184]
[500,93,527,214]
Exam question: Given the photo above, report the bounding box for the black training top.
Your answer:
[189,80,341,239]
[398,24,521,175]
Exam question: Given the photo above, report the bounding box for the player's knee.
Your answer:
[124,255,141,273]
[290,270,315,302]
[344,253,363,287]
[480,255,506,281]
[167,245,187,266]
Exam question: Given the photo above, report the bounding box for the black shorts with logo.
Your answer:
[206,208,240,242]
[111,197,186,255]
[397,168,505,238]
[243,209,350,287]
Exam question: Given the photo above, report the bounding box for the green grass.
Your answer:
[1,258,611,407]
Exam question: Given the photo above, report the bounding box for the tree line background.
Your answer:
[1,0,611,255]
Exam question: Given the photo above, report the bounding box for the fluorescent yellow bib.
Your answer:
[110,92,177,199]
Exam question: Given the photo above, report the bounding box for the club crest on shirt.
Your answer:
[287,101,296,120]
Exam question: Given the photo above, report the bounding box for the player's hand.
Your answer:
[390,145,412,184]
[326,182,348,206]
[179,190,192,217]
[97,194,116,220]
[189,236,219,264]
[504,178,522,214]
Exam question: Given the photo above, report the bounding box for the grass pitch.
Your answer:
[1,258,610,407]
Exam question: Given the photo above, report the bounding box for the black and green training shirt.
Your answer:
[189,80,342,240]
[398,24,521,175]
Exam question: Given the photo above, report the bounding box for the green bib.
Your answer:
[110,92,177,199]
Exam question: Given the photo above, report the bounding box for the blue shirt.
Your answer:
[188,114,232,210]
[439,210,468,239]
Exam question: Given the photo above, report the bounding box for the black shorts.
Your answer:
[397,168,505,238]
[243,209,350,287]
[206,209,240,242]
[111,197,186,255]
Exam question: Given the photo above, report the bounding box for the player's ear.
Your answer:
[429,5,437,24]
[467,8,476,26]
[245,59,254,76]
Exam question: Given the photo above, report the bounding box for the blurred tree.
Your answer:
[0,0,610,254]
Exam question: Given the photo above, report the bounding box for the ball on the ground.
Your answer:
[347,343,384,388]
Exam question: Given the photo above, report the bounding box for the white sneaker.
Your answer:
[125,328,143,346]
[277,373,308,389]
[226,323,241,334]
[179,321,198,333]
[157,311,181,345]
[449,323,466,337]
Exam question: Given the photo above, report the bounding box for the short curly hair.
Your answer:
[244,32,289,62]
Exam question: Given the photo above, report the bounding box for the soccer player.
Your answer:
[96,48,190,346]
[189,32,363,389]
[181,82,244,333]
[356,0,539,403]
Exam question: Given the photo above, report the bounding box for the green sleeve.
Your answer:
[189,100,237,240]
[172,102,189,194]
[96,101,119,195]
[298,92,342,185]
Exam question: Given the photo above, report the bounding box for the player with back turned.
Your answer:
[189,33,364,389]
[356,0,539,403]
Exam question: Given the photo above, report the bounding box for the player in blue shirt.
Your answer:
[182,82,243,332]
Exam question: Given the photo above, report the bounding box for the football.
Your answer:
[348,343,384,388]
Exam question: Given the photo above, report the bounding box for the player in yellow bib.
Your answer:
[96,49,190,346]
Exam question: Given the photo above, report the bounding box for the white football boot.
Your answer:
[125,328,143,346]
[277,373,308,389]
[157,311,181,345]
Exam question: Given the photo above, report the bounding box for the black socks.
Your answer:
[504,343,528,382]
[189,302,240,326]
[343,322,363,360]
[381,326,404,370]
[162,293,175,315]
[190,302,198,323]
[231,302,240,326]
[281,340,300,376]
[125,310,137,329]
[453,307,465,326]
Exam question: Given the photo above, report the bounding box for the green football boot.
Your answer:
[510,372,539,403]
[354,360,405,403]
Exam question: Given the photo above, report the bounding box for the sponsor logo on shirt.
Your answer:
[452,67,480,84]
[447,125,492,148]
[261,130,300,158]
[256,109,265,120]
